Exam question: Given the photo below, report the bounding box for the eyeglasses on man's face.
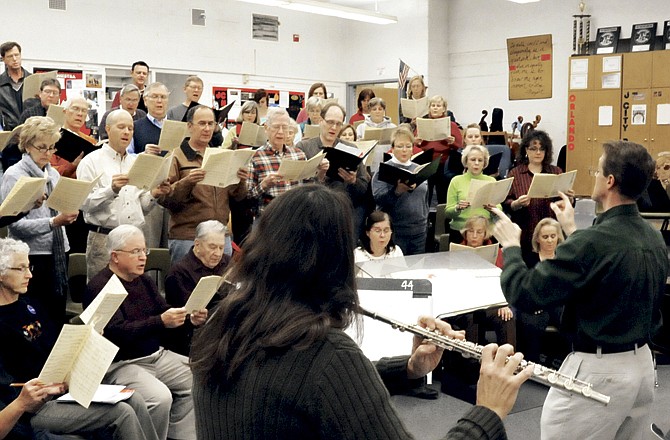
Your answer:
[115,248,151,256]
[8,265,33,274]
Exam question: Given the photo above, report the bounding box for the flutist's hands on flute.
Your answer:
[477,344,533,420]
[407,316,465,380]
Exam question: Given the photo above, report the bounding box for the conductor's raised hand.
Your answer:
[407,316,465,380]
[550,191,577,236]
[490,207,521,248]
[476,344,533,420]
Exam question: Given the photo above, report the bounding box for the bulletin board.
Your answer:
[507,34,553,100]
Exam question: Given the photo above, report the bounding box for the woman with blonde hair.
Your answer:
[416,95,462,204]
[0,116,78,326]
[445,144,499,244]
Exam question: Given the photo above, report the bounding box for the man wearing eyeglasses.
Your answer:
[18,79,61,122]
[132,82,171,251]
[99,84,147,140]
[77,109,171,281]
[247,107,307,214]
[84,224,203,440]
[132,82,170,155]
[159,105,248,263]
[295,102,371,237]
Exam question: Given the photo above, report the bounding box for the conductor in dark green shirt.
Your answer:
[492,140,668,440]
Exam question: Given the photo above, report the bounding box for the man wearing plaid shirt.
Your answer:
[247,107,311,212]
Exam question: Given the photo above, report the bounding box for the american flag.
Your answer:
[398,59,410,91]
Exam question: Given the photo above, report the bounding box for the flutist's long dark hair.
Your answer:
[190,185,359,387]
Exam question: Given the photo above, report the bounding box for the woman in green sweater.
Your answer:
[445,144,500,244]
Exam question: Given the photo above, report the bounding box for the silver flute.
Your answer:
[359,307,610,405]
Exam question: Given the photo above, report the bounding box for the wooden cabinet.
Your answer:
[566,54,622,196]
[567,51,670,196]
[620,52,670,158]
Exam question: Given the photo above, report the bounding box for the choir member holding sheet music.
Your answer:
[165,220,231,356]
[0,117,78,327]
[52,97,99,253]
[503,130,572,264]
[445,144,499,244]
[299,96,324,136]
[77,109,171,281]
[296,102,371,238]
[295,82,327,124]
[18,79,60,124]
[372,126,428,255]
[247,107,308,214]
[415,95,462,205]
[349,88,375,124]
[222,100,259,149]
[355,97,396,143]
[0,237,159,440]
[158,105,248,264]
[84,225,201,440]
[455,216,514,345]
[50,97,96,178]
[130,82,171,250]
[190,184,533,440]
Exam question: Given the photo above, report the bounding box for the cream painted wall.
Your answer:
[1,0,432,115]
[446,0,667,154]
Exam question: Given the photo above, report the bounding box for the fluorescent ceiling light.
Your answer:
[236,0,398,25]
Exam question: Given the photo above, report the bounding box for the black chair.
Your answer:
[484,152,503,177]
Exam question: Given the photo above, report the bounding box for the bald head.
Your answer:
[106,110,134,153]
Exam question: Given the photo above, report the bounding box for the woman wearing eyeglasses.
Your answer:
[0,116,78,327]
[371,127,428,255]
[354,210,403,263]
[503,130,571,264]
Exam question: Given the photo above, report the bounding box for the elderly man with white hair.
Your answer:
[247,107,308,214]
[77,109,171,280]
[84,224,206,440]
[165,220,231,355]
